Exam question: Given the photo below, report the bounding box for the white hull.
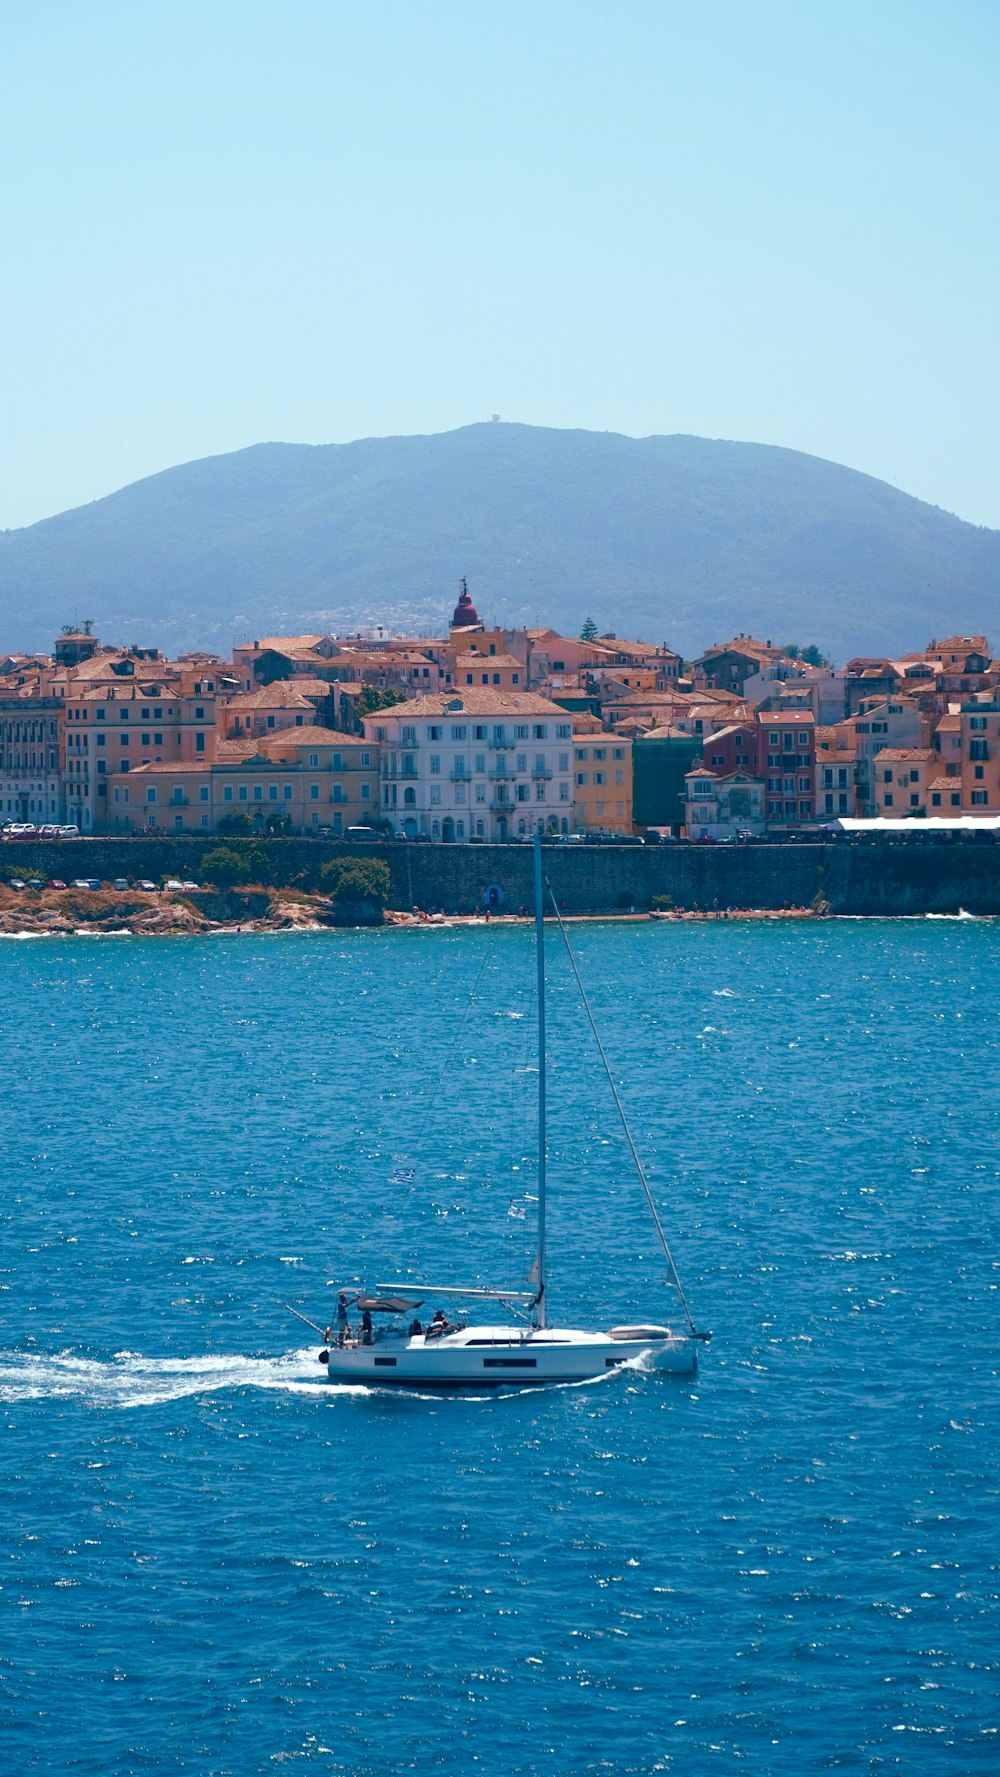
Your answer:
[322,1322,698,1387]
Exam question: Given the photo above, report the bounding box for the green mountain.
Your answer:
[1,423,997,661]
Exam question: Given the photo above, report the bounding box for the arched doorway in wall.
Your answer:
[442,817,455,842]
[496,815,508,843]
[403,816,418,839]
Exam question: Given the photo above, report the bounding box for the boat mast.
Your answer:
[532,832,547,1328]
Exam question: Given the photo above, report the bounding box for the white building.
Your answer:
[0,696,63,824]
[364,690,575,840]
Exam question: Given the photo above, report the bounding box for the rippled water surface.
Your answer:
[2,920,998,1774]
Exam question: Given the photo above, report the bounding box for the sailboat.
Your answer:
[305,835,708,1387]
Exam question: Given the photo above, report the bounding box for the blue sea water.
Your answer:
[1,918,997,1776]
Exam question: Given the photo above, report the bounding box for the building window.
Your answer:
[200,785,209,802]
[196,733,205,753]
[430,785,441,805]
[310,784,319,800]
[884,793,894,806]
[224,786,233,802]
[253,785,262,801]
[430,755,441,773]
[147,787,156,804]
[971,790,988,805]
[309,752,319,767]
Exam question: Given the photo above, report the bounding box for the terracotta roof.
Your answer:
[365,689,567,719]
[928,776,961,791]
[871,747,939,762]
[756,709,816,725]
[223,682,318,710]
[215,738,262,761]
[109,760,213,776]
[640,723,694,740]
[260,726,367,751]
[454,652,523,670]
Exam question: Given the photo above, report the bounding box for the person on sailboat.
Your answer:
[361,1307,374,1345]
[426,1309,450,1338]
[336,1293,351,1347]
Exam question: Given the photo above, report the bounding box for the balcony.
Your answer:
[531,766,552,780]
[450,765,471,781]
[169,796,190,808]
[489,766,512,781]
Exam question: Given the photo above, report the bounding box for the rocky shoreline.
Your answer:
[0,881,830,937]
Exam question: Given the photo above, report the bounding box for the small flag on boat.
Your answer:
[508,1203,527,1219]
[390,1167,415,1183]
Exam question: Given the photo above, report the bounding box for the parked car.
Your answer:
[138,880,158,892]
[181,880,199,890]
[72,878,95,889]
[57,824,80,837]
[7,823,37,838]
[113,878,130,891]
[9,879,26,891]
[37,824,61,838]
[27,878,44,890]
[164,878,185,890]
[345,826,375,840]
[48,879,67,890]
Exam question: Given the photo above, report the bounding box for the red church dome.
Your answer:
[451,578,480,628]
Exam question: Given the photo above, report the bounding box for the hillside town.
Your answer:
[1,581,997,843]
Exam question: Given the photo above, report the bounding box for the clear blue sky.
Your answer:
[2,0,998,530]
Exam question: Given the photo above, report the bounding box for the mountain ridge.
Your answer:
[1,422,997,660]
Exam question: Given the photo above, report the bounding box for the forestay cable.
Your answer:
[546,887,698,1336]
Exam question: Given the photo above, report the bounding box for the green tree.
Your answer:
[217,811,253,834]
[199,846,251,889]
[782,642,829,668]
[580,617,599,642]
[354,686,408,729]
[320,857,390,908]
[263,810,292,835]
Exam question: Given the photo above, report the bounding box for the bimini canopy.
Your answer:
[355,1295,423,1314]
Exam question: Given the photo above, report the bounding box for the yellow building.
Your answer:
[572,723,633,832]
[107,728,379,835]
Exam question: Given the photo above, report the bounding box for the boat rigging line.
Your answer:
[543,881,705,1340]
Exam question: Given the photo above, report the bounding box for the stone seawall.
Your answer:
[5,835,1000,916]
